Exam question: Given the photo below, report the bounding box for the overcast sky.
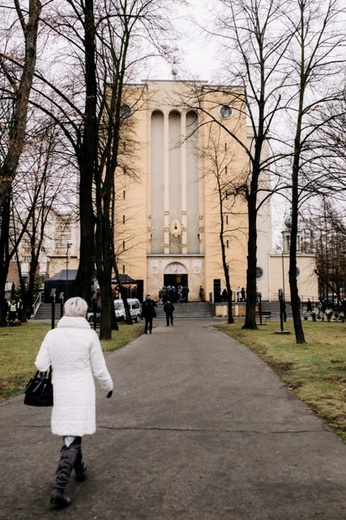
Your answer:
[147,0,220,83]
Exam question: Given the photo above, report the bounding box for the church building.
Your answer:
[114,80,274,302]
[9,80,318,309]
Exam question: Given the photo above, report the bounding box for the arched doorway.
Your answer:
[164,262,188,295]
[164,273,188,289]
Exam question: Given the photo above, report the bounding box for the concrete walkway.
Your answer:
[1,318,346,519]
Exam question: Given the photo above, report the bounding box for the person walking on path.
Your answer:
[141,295,157,334]
[35,297,113,509]
[163,300,175,326]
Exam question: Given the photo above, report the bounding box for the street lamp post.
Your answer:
[281,248,285,297]
[275,229,290,335]
[66,243,72,300]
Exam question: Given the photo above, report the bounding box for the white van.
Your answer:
[114,298,140,322]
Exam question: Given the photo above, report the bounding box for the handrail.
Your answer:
[32,293,42,317]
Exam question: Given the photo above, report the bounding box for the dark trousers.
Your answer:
[144,317,153,333]
[165,314,173,326]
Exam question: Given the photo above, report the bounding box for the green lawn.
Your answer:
[0,322,143,403]
[216,320,346,444]
[2,319,345,445]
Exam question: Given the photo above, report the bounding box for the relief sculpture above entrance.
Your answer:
[166,262,187,274]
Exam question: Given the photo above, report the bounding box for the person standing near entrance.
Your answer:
[199,285,205,302]
[141,295,157,334]
[163,300,175,326]
[182,285,189,302]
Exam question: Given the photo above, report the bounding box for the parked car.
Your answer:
[87,310,101,324]
[114,298,140,322]
[87,298,140,323]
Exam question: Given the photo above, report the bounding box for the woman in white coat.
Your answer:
[35,297,113,509]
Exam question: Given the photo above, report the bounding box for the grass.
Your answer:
[216,320,346,444]
[2,319,345,445]
[0,322,143,403]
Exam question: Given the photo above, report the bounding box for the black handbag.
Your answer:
[24,368,53,407]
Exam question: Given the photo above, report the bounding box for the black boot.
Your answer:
[74,448,87,482]
[50,437,81,508]
[50,489,71,508]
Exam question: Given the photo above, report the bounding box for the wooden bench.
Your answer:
[256,311,272,322]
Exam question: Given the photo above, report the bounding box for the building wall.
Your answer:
[16,209,79,284]
[114,80,261,301]
[269,253,318,304]
[10,80,318,306]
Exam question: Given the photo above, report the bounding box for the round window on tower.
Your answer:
[219,104,232,119]
[120,104,132,118]
[256,267,264,279]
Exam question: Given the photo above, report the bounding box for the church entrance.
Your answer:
[163,274,189,302]
[164,274,188,289]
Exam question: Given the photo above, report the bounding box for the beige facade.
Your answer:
[9,80,318,306]
[269,228,318,304]
[12,80,318,306]
[114,80,273,301]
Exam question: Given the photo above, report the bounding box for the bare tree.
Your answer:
[316,87,346,195]
[195,0,293,329]
[26,0,181,338]
[284,0,346,343]
[201,126,249,323]
[36,0,99,302]
[0,0,42,324]
[10,121,73,321]
[301,200,346,307]
[0,0,42,208]
[92,0,180,338]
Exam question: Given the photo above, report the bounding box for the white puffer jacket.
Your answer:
[35,316,113,436]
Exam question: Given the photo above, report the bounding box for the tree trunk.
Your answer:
[220,223,234,324]
[243,189,258,329]
[290,142,306,343]
[289,183,305,343]
[289,5,306,345]
[74,0,98,303]
[98,271,112,340]
[96,212,114,339]
[20,249,40,323]
[0,195,11,326]
[224,264,234,325]
[113,260,131,325]
[227,290,233,324]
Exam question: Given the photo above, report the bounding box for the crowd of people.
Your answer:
[236,287,246,302]
[158,285,189,303]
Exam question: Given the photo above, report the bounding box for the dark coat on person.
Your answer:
[163,302,175,316]
[141,299,157,318]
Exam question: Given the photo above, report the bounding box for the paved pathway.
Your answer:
[1,318,346,519]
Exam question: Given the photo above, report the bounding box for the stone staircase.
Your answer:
[156,302,213,319]
[32,302,63,321]
[33,300,291,322]
[33,301,214,321]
